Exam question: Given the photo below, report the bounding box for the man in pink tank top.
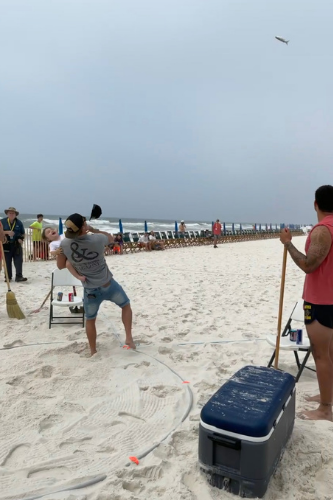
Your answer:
[280,185,333,421]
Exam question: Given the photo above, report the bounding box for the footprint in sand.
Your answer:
[133,464,163,480]
[134,361,150,369]
[39,342,87,359]
[60,437,98,455]
[158,346,172,355]
[37,365,54,379]
[39,414,63,435]
[161,336,172,343]
[182,470,210,499]
[150,385,181,398]
[6,375,24,386]
[124,361,150,370]
[28,466,70,480]
[3,339,25,349]
[118,411,146,423]
[2,443,31,468]
[122,480,144,494]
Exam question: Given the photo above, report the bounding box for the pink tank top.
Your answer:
[303,215,333,304]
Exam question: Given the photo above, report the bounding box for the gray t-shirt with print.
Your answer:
[61,234,112,288]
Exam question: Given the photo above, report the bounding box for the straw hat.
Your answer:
[4,207,19,216]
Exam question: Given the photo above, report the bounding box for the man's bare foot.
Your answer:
[125,339,136,350]
[90,349,97,356]
[299,404,332,421]
[305,394,321,403]
[305,394,333,405]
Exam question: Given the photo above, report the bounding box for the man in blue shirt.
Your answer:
[1,207,27,282]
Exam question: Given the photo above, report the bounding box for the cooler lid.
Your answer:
[200,366,295,438]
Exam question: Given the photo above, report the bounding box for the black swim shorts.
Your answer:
[304,301,333,329]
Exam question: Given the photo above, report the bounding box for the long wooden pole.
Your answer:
[31,290,51,314]
[274,246,288,369]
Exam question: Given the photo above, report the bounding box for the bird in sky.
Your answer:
[275,36,289,45]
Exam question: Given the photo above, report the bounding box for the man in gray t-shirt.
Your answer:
[61,232,112,288]
[57,213,135,355]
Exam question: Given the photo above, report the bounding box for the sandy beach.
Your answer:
[1,235,332,500]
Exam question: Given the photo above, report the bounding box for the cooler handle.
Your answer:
[208,434,241,450]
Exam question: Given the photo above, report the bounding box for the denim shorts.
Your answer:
[84,279,130,320]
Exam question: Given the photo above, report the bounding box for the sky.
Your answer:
[1,0,332,224]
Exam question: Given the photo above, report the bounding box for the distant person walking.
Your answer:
[29,214,44,260]
[213,219,222,248]
[1,207,27,282]
[179,220,186,234]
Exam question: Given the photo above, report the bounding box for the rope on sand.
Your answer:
[15,325,193,500]
[18,475,107,500]
[109,322,194,464]
[0,341,66,350]
[177,338,266,346]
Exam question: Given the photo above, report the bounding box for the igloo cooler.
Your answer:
[199,366,295,498]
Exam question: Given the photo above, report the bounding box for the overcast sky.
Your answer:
[1,0,332,224]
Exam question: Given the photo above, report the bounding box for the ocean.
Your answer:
[16,214,281,233]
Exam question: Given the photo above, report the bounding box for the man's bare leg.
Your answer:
[122,304,136,349]
[86,318,97,356]
[301,321,333,420]
[306,334,333,403]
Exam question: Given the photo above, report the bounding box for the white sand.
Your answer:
[1,236,333,500]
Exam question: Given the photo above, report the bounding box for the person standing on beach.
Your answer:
[1,207,27,282]
[280,185,333,421]
[29,214,43,260]
[213,219,222,248]
[57,213,135,356]
[179,220,186,234]
[0,221,4,274]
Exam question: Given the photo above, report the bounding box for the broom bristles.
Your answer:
[6,291,26,320]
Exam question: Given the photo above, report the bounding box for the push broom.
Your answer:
[274,245,288,369]
[0,241,25,319]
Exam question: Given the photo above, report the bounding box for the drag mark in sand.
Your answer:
[0,340,190,500]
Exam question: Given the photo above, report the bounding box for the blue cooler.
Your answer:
[199,366,295,498]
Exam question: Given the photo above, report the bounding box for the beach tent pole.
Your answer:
[274,246,288,369]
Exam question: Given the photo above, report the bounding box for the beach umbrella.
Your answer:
[175,221,178,232]
[59,217,63,235]
[144,221,148,232]
[119,219,123,233]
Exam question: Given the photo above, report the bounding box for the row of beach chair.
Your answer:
[121,229,284,253]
